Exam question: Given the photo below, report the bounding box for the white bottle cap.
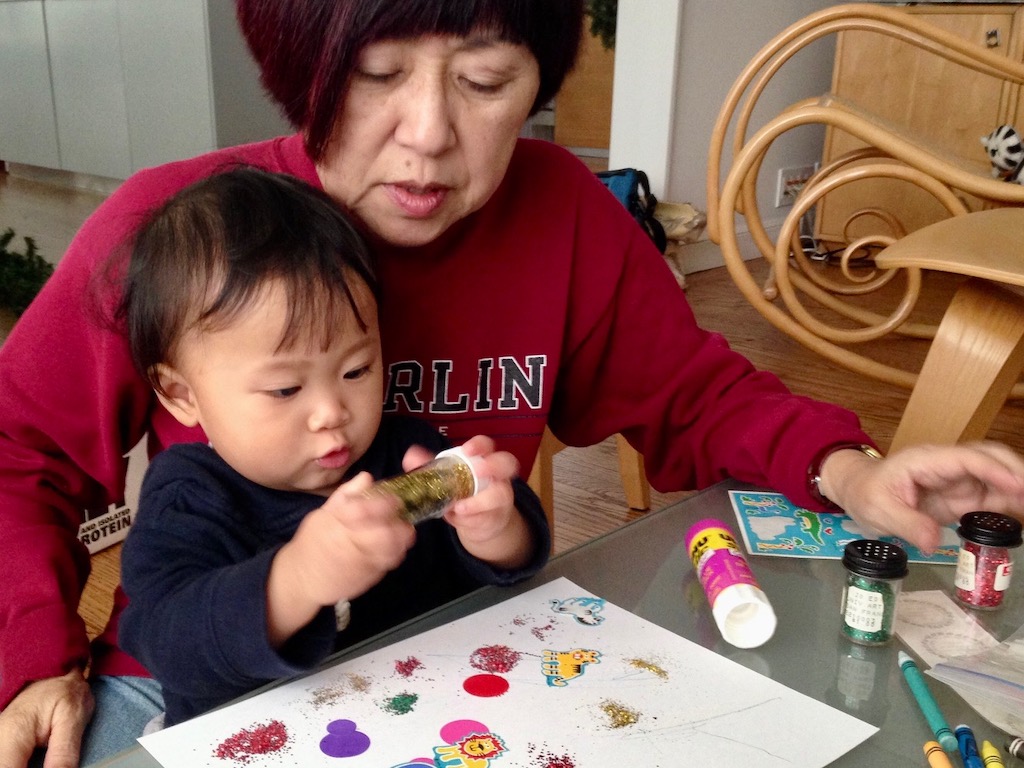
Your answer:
[435,446,489,495]
[711,583,777,649]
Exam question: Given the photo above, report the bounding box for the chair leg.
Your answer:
[890,278,1024,452]
[527,428,562,545]
[615,434,650,511]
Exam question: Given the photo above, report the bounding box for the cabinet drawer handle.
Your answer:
[986,29,1001,48]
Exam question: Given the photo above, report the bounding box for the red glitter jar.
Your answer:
[954,511,1022,610]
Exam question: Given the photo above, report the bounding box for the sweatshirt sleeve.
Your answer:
[118,457,336,725]
[0,176,163,708]
[545,159,871,509]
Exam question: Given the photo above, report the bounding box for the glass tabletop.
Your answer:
[101,479,1024,767]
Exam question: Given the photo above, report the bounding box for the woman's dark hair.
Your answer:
[117,166,378,395]
[236,0,585,160]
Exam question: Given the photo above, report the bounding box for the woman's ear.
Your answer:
[152,364,200,427]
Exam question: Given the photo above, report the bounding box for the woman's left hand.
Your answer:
[819,441,1024,553]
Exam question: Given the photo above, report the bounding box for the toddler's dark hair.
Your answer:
[118,166,378,394]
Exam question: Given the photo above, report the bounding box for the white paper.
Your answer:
[895,590,1023,734]
[140,578,876,768]
[895,590,998,668]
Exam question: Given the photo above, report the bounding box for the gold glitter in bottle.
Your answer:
[371,448,483,525]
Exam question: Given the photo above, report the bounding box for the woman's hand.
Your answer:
[818,441,1024,553]
[0,669,94,768]
[266,472,414,646]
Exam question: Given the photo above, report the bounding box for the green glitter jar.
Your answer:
[840,539,908,646]
[372,447,486,525]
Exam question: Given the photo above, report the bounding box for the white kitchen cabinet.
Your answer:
[45,0,133,179]
[1,0,290,179]
[0,1,61,169]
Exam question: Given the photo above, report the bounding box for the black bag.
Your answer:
[596,168,668,253]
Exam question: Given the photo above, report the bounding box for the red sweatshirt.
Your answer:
[0,135,869,706]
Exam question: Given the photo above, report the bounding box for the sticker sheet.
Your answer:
[729,490,959,564]
[139,578,876,767]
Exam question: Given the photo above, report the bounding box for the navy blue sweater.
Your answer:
[119,415,548,725]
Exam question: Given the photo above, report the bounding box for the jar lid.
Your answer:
[957,511,1023,548]
[842,539,908,579]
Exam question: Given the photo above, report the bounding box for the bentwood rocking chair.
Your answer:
[708,3,1024,451]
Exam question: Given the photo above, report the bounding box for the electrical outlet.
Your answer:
[774,164,818,208]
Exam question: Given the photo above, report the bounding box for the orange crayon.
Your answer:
[924,740,954,768]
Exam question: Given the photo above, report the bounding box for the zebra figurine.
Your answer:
[981,124,1024,184]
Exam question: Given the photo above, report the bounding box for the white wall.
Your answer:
[610,0,840,261]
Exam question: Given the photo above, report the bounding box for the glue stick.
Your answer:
[685,518,777,648]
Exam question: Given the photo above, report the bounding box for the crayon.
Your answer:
[924,740,955,768]
[956,724,983,768]
[897,651,957,752]
[981,740,1005,768]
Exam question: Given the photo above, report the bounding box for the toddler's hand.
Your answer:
[268,472,415,642]
[436,435,533,568]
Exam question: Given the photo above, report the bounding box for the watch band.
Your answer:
[808,443,883,508]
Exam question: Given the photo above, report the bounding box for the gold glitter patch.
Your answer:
[601,700,640,728]
[628,658,668,679]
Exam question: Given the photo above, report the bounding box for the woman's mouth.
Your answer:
[317,447,351,470]
[385,183,448,218]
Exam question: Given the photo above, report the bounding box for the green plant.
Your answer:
[0,228,54,316]
[587,0,617,50]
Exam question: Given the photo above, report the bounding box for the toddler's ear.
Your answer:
[151,364,200,427]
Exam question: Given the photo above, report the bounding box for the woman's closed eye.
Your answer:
[459,75,505,95]
[354,68,399,84]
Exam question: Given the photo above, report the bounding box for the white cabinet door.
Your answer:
[45,0,132,178]
[0,1,60,168]
[117,0,216,172]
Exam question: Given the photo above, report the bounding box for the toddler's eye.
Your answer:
[344,365,370,380]
[269,386,300,398]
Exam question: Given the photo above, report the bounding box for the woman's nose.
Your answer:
[393,78,456,156]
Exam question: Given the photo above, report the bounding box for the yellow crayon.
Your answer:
[924,740,955,768]
[981,740,1005,768]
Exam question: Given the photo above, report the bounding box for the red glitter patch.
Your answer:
[531,623,554,641]
[395,656,424,677]
[214,720,288,763]
[528,745,576,768]
[470,644,521,674]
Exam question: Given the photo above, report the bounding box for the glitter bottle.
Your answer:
[371,447,486,525]
[840,539,908,646]
[954,511,1022,610]
[684,519,777,649]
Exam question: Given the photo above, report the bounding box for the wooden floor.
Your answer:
[5,168,1024,641]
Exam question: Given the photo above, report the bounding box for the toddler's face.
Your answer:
[163,279,383,495]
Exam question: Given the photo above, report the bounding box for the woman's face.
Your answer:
[316,34,541,247]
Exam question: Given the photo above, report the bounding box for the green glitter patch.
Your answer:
[381,692,419,715]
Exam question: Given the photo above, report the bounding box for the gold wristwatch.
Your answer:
[809,443,883,507]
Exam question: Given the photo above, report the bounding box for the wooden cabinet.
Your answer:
[817,4,1024,244]
[0,0,290,180]
[554,31,615,151]
[0,1,61,169]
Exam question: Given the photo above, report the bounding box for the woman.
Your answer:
[1,1,1023,765]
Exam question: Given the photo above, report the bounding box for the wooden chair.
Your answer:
[527,427,650,539]
[707,3,1024,450]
